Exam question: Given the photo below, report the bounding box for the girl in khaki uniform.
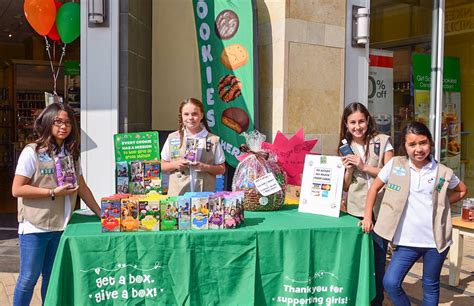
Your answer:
[361,122,467,305]
[161,98,226,196]
[338,102,393,306]
[12,103,100,305]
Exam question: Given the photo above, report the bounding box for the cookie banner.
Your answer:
[193,0,258,167]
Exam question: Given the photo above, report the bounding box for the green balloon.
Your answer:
[56,2,80,44]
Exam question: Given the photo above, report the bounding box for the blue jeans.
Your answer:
[371,232,388,306]
[383,245,449,306]
[13,231,62,306]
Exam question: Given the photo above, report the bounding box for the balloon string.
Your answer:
[44,36,67,97]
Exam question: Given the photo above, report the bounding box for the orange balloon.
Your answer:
[24,0,57,36]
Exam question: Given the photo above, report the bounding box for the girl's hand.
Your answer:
[191,162,208,172]
[345,154,365,172]
[341,156,355,170]
[54,184,79,196]
[360,217,373,233]
[173,158,189,171]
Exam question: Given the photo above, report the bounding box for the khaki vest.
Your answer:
[166,131,221,196]
[374,156,453,253]
[347,134,391,217]
[17,144,79,231]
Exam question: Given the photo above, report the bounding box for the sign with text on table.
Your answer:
[114,132,160,163]
[298,155,345,218]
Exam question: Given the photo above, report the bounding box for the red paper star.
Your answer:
[261,128,317,185]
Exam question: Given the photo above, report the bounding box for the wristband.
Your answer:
[50,188,55,201]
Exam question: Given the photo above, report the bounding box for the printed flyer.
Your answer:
[298,155,345,218]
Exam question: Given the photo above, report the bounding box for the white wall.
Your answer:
[80,1,119,202]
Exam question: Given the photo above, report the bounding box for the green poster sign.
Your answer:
[192,0,258,167]
[412,53,461,92]
[64,60,80,76]
[114,132,160,162]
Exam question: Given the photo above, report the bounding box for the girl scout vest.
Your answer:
[374,156,454,253]
[166,131,220,196]
[347,134,391,217]
[17,144,79,231]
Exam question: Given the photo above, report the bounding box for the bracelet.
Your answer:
[50,188,55,201]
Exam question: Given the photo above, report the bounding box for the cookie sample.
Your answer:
[218,74,242,103]
[221,107,250,134]
[221,44,248,70]
[215,10,239,40]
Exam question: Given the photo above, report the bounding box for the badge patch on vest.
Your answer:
[387,183,401,192]
[38,153,53,162]
[320,156,327,164]
[374,141,381,156]
[392,167,406,176]
[381,201,394,210]
[435,178,446,192]
[40,168,55,175]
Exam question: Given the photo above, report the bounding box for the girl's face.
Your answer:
[51,110,72,145]
[181,103,204,133]
[405,133,431,163]
[345,111,368,140]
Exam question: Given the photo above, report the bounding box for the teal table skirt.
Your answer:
[45,206,375,305]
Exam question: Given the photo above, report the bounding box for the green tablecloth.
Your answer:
[45,206,375,305]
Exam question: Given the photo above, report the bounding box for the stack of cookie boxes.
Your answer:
[100,192,245,232]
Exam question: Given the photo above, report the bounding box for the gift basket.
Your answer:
[232,130,287,211]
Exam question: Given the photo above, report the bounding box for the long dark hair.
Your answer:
[338,102,378,159]
[34,102,80,161]
[177,98,211,148]
[398,121,433,158]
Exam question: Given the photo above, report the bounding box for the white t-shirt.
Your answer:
[161,128,225,191]
[377,157,460,248]
[16,146,81,234]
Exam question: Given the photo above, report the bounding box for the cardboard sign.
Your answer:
[298,155,344,218]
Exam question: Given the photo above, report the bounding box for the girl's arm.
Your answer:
[77,175,101,217]
[193,162,226,175]
[351,150,394,178]
[12,175,78,198]
[342,159,354,192]
[161,159,189,172]
[448,181,468,204]
[360,177,385,233]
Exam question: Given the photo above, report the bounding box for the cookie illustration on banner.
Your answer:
[221,107,250,134]
[221,44,248,70]
[218,74,242,103]
[215,10,239,40]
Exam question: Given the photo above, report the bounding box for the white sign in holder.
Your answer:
[298,155,345,218]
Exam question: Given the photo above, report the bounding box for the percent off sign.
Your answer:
[368,76,388,99]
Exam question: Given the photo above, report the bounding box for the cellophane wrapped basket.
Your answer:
[232,130,287,211]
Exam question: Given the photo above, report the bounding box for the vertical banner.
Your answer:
[368,49,394,137]
[192,0,258,167]
[412,54,461,174]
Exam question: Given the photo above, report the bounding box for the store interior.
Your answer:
[371,0,474,211]
[0,1,80,213]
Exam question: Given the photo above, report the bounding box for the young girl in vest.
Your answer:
[361,122,467,305]
[161,98,226,196]
[12,102,101,306]
[338,102,394,306]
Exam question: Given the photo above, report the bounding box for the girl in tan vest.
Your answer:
[12,103,101,305]
[161,98,226,196]
[361,122,467,305]
[338,102,393,306]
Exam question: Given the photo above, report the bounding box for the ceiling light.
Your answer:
[8,34,12,38]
